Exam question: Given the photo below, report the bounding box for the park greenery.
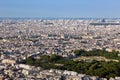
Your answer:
[25,49,120,79]
[74,49,120,60]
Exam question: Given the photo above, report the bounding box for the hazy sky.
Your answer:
[0,0,120,18]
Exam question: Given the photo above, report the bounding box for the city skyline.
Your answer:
[0,0,120,18]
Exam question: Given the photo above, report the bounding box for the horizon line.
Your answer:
[1,17,120,19]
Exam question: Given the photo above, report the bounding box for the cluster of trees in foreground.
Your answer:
[25,50,120,79]
[74,49,120,60]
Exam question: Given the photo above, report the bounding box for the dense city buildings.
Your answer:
[0,18,120,80]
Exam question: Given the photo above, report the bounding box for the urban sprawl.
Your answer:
[0,18,120,80]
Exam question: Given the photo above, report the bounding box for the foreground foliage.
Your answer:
[26,50,120,79]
